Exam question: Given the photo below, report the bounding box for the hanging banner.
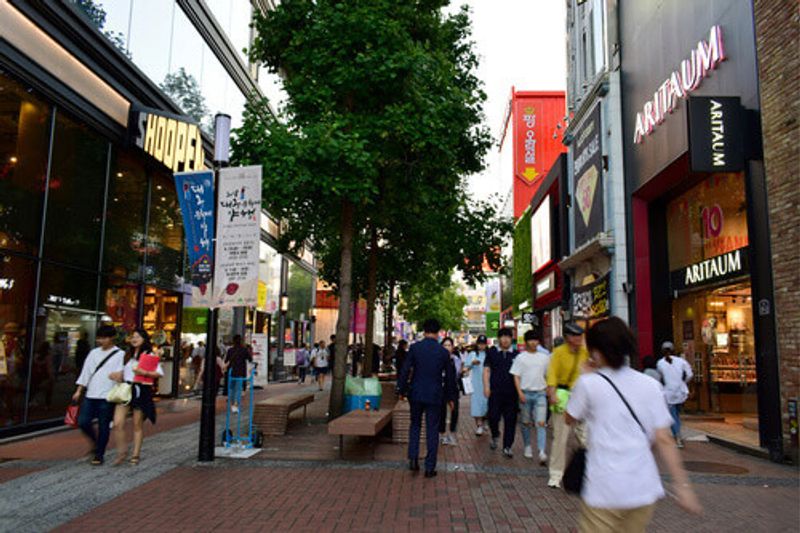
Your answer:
[571,272,610,320]
[174,170,215,307]
[212,165,262,307]
[485,277,501,313]
[250,333,269,387]
[572,104,603,249]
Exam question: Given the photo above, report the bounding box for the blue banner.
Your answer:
[174,170,214,306]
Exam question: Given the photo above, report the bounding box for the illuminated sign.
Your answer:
[130,106,205,172]
[633,26,726,144]
[0,278,15,290]
[670,247,749,291]
[687,96,744,172]
[47,294,81,307]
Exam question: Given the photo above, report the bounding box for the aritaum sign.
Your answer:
[670,246,749,292]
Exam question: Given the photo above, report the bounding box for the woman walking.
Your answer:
[656,341,693,448]
[110,328,162,466]
[566,317,702,532]
[438,337,460,445]
[465,335,490,435]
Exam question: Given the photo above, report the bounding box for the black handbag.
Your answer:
[562,372,648,495]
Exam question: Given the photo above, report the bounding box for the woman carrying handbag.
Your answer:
[565,317,702,533]
[109,328,162,466]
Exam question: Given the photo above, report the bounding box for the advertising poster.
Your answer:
[571,272,610,320]
[572,104,603,248]
[212,165,262,307]
[250,334,269,387]
[485,278,501,313]
[530,197,551,273]
[174,170,214,307]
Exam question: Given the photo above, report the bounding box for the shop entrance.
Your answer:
[672,281,757,417]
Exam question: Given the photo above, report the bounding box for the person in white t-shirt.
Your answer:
[312,340,330,391]
[510,329,551,463]
[71,325,124,466]
[657,341,694,448]
[566,317,702,533]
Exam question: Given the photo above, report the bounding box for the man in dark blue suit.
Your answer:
[397,318,456,478]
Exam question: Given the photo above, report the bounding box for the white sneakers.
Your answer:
[539,451,548,465]
[231,405,239,413]
[524,446,533,458]
[441,434,458,446]
[475,426,485,436]
[676,436,685,449]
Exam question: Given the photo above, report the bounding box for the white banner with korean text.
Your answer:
[212,165,262,307]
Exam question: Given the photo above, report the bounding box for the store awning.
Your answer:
[558,232,614,271]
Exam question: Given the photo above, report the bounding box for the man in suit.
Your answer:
[397,318,456,478]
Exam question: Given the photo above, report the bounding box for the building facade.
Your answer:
[560,0,628,333]
[619,0,786,461]
[0,0,313,436]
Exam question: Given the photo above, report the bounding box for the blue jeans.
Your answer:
[78,398,114,459]
[669,403,682,437]
[520,390,548,453]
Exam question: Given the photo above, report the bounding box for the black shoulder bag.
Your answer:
[563,372,647,495]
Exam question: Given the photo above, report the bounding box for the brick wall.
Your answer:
[753,0,800,460]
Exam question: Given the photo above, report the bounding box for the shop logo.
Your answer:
[0,278,14,290]
[633,25,726,144]
[47,294,81,307]
[575,166,598,226]
[671,247,749,292]
[130,107,205,173]
[687,96,744,173]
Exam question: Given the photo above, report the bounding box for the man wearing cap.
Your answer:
[546,322,589,487]
[657,341,693,448]
[483,327,519,458]
[465,335,490,435]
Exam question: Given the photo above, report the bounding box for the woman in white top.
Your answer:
[566,317,702,533]
[312,341,330,391]
[656,341,694,448]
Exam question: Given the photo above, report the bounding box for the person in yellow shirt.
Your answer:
[546,322,589,488]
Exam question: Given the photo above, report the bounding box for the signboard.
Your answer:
[571,273,610,320]
[175,170,215,307]
[283,347,297,367]
[250,334,269,387]
[130,106,204,172]
[212,165,262,307]
[521,312,537,325]
[687,96,744,172]
[633,25,726,144]
[485,278,502,312]
[511,91,566,218]
[485,311,500,338]
[572,104,604,248]
[670,246,749,292]
[530,197,551,273]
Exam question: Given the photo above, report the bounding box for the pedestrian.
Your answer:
[397,318,456,478]
[438,337,461,446]
[511,329,551,464]
[109,328,162,466]
[75,330,90,375]
[223,335,252,413]
[465,335,490,435]
[296,343,309,384]
[312,340,329,391]
[394,339,408,374]
[71,325,124,466]
[483,327,519,458]
[546,322,589,488]
[566,317,702,532]
[657,341,694,448]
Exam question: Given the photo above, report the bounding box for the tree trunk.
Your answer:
[329,200,354,420]
[384,278,395,354]
[362,226,378,377]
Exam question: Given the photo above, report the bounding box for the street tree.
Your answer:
[234,0,495,417]
[398,279,469,333]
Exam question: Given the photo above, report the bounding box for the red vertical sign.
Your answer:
[512,91,566,219]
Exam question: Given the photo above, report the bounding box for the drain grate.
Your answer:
[683,461,749,475]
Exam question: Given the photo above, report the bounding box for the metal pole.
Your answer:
[198,113,231,462]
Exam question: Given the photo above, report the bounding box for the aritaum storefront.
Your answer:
[620,1,783,460]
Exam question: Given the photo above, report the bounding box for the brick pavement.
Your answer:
[2,385,799,532]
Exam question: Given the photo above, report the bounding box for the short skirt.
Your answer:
[130,383,157,424]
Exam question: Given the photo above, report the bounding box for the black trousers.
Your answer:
[438,396,459,434]
[488,393,518,449]
[408,401,441,472]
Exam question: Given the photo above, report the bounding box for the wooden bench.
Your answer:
[327,409,393,459]
[253,393,315,436]
[391,400,427,444]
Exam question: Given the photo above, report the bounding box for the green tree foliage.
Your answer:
[512,208,533,312]
[72,0,130,56]
[398,280,468,333]
[233,0,505,416]
[160,68,210,126]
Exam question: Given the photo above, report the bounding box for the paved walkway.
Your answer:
[1,384,798,532]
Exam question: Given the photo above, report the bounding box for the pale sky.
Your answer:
[455,1,567,205]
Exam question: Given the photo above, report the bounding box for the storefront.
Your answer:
[621,1,783,458]
[528,154,569,349]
